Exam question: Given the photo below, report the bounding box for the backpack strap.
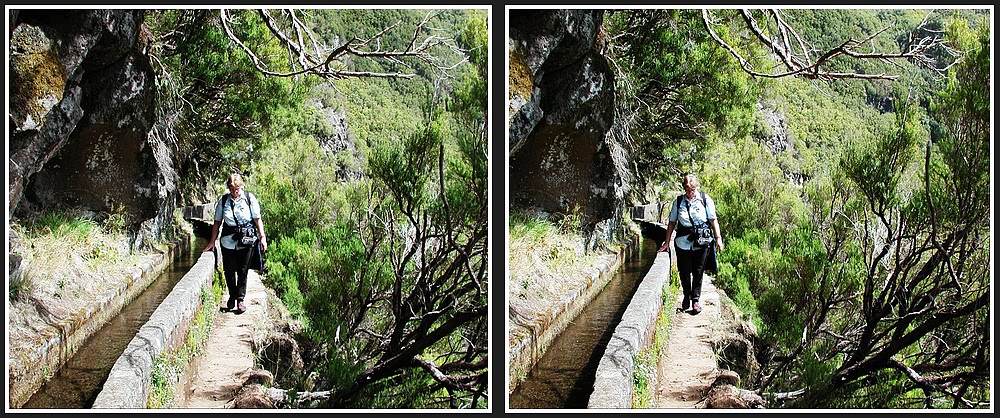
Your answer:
[218,193,232,224]
[675,194,691,234]
[220,193,237,237]
[227,194,236,225]
[247,191,257,220]
[675,194,684,223]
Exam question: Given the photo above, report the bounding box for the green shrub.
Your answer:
[510,211,558,242]
[265,228,323,318]
[36,211,97,241]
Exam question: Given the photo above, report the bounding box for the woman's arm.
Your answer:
[711,218,724,252]
[658,221,676,252]
[254,217,267,252]
[203,220,221,252]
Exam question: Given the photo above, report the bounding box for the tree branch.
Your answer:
[220,9,465,80]
[703,9,955,80]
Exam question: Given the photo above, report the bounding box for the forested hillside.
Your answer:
[9,8,487,409]
[510,8,989,408]
[616,9,991,408]
[157,9,489,408]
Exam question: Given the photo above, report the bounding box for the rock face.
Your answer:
[756,100,793,155]
[9,10,175,247]
[508,10,619,227]
[312,99,363,180]
[756,100,804,186]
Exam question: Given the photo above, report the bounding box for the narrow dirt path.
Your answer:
[177,270,268,408]
[654,274,722,408]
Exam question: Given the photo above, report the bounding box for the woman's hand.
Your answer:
[659,222,676,252]
[254,218,267,252]
[710,219,723,252]
[205,220,221,252]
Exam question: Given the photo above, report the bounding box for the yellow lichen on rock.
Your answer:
[508,48,534,106]
[10,25,67,130]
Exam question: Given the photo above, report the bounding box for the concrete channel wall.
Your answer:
[91,246,219,408]
[181,203,215,221]
[8,239,182,408]
[588,250,671,408]
[508,244,627,394]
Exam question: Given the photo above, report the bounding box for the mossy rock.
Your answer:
[508,47,534,102]
[10,24,67,130]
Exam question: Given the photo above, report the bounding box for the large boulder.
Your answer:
[9,10,175,248]
[508,10,621,229]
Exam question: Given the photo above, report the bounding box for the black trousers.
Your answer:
[675,245,709,302]
[221,246,252,302]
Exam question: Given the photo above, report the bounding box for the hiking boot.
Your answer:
[234,301,246,315]
[221,298,235,312]
[681,296,690,311]
[691,301,702,314]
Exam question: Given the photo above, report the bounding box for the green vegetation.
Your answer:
[605,9,765,193]
[510,208,586,267]
[9,8,485,410]
[148,351,184,408]
[146,9,489,408]
[652,11,989,408]
[145,10,311,199]
[607,8,990,408]
[631,350,654,408]
[508,210,595,302]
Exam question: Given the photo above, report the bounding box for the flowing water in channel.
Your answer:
[510,238,659,409]
[23,237,206,409]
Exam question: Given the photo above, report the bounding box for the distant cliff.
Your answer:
[9,9,176,248]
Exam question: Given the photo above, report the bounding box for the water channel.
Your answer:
[509,237,659,409]
[23,236,207,409]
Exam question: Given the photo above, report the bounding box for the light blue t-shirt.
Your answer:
[668,192,716,251]
[214,192,261,250]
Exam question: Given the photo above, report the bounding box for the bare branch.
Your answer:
[412,356,487,392]
[703,9,956,81]
[220,9,465,81]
